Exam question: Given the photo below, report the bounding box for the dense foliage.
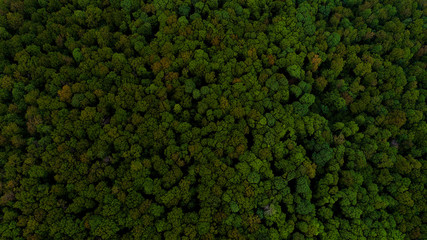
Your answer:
[0,0,426,239]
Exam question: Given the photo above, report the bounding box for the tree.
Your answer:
[0,1,425,239]
[327,32,341,48]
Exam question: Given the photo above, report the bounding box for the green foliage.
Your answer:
[230,202,240,213]
[248,172,261,184]
[327,32,341,48]
[89,215,119,239]
[296,199,315,215]
[287,65,303,79]
[72,48,83,62]
[28,165,47,178]
[0,0,425,239]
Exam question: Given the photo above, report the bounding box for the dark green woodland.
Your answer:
[0,0,426,239]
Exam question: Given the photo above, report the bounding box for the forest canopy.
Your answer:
[0,0,426,239]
